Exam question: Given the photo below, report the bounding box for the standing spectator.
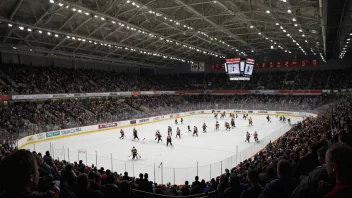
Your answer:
[143,173,153,193]
[135,173,144,190]
[191,176,202,194]
[122,172,130,181]
[322,143,352,198]
[43,151,52,165]
[240,169,263,198]
[78,160,85,169]
[259,159,299,198]
[0,149,59,198]
[75,173,104,198]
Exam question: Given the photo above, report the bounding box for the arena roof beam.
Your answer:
[123,0,232,53]
[0,18,196,64]
[3,36,171,66]
[57,0,225,57]
[0,45,169,69]
[217,0,290,52]
[172,0,255,51]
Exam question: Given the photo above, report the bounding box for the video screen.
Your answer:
[226,63,240,74]
[244,64,254,75]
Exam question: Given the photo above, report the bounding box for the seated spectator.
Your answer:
[240,169,263,198]
[102,173,119,198]
[75,173,104,198]
[88,171,102,191]
[180,181,190,195]
[259,159,299,198]
[291,146,330,198]
[294,144,320,179]
[222,173,242,198]
[119,180,136,197]
[0,149,59,198]
[322,143,352,198]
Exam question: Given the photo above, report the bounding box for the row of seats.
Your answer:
[0,64,352,94]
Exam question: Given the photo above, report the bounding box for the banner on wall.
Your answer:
[255,59,318,69]
[191,62,205,72]
[211,63,225,70]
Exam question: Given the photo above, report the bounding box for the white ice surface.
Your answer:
[25,114,301,184]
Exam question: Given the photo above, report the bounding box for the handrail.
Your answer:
[131,189,217,198]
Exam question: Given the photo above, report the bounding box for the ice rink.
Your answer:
[24,114,302,184]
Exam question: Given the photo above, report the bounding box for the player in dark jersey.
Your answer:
[202,123,207,133]
[231,118,235,128]
[120,129,125,139]
[193,126,198,137]
[176,127,181,138]
[245,132,251,143]
[133,128,139,140]
[166,135,172,146]
[131,146,138,159]
[155,130,162,143]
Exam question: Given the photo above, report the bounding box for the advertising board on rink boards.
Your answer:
[17,110,316,148]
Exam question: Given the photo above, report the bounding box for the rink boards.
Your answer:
[18,109,316,149]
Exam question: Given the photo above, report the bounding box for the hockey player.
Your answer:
[248,117,253,127]
[236,113,238,119]
[266,115,271,123]
[215,121,220,131]
[120,129,125,139]
[202,123,207,133]
[168,126,172,136]
[225,122,231,131]
[220,113,225,119]
[175,119,178,125]
[193,126,198,137]
[131,146,138,160]
[288,118,291,125]
[188,125,191,132]
[166,135,172,146]
[214,113,218,120]
[231,118,236,128]
[133,128,139,140]
[243,113,247,120]
[254,131,258,142]
[279,116,283,122]
[155,130,162,143]
[181,118,183,124]
[245,132,251,143]
[283,116,286,123]
[176,127,181,138]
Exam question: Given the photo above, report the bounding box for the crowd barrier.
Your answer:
[19,109,316,185]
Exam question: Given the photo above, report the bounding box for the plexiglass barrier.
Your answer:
[26,123,291,185]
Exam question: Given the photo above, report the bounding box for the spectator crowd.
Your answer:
[0,94,351,198]
[0,63,351,197]
[1,64,352,93]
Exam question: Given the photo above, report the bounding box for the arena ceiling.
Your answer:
[0,0,329,68]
